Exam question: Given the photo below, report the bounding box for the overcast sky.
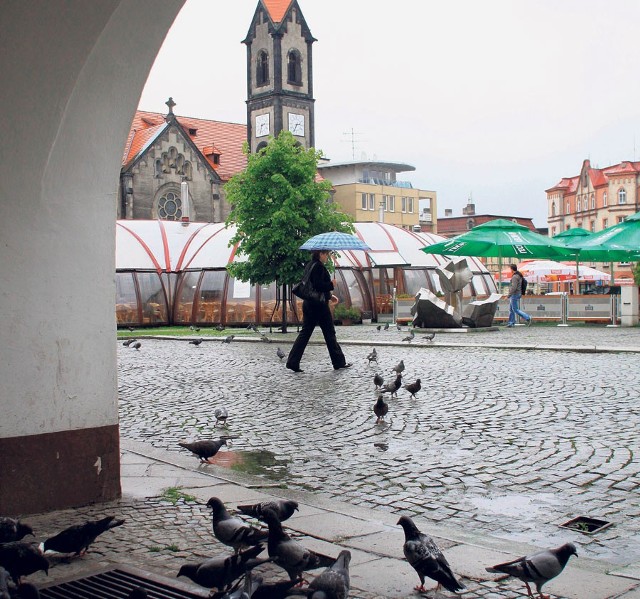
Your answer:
[139,0,640,228]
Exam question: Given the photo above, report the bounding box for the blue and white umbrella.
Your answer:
[299,231,370,251]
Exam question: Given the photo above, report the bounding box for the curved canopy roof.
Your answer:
[116,220,490,273]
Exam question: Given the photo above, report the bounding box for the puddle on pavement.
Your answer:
[211,449,291,481]
[470,493,563,519]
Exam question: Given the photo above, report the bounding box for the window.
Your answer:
[256,50,269,86]
[590,221,596,232]
[401,197,406,213]
[407,197,414,213]
[566,201,570,214]
[603,191,607,206]
[361,193,368,210]
[385,195,395,212]
[368,193,375,210]
[551,201,556,216]
[618,188,627,204]
[602,218,608,229]
[591,194,595,209]
[157,191,182,220]
[551,226,556,236]
[287,50,302,85]
[576,198,581,212]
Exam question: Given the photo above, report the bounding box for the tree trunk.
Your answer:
[281,282,288,333]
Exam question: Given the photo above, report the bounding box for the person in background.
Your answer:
[507,263,532,327]
[286,250,352,372]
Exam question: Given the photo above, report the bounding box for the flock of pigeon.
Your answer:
[0,514,126,598]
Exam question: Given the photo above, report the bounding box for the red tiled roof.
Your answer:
[124,110,247,181]
[262,0,292,23]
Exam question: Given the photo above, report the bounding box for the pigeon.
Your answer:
[396,323,402,331]
[190,325,201,332]
[122,338,137,347]
[43,516,125,556]
[177,544,266,592]
[486,542,578,599]
[127,587,148,599]
[0,566,11,599]
[216,324,225,331]
[423,332,436,342]
[0,542,49,584]
[307,549,351,599]
[217,570,262,599]
[381,373,402,397]
[276,347,286,361]
[214,407,229,427]
[189,338,203,346]
[178,438,227,463]
[373,394,388,424]
[14,582,42,599]
[403,378,421,399]
[261,509,334,582]
[251,578,298,599]
[391,359,405,374]
[250,324,260,333]
[131,342,142,350]
[366,348,378,364]
[223,335,235,344]
[127,326,136,332]
[383,322,389,331]
[0,518,33,544]
[397,515,465,594]
[206,497,268,554]
[237,500,299,524]
[402,330,415,343]
[259,334,271,343]
[373,373,384,389]
[376,325,382,331]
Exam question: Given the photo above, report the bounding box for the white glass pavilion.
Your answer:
[116,220,496,327]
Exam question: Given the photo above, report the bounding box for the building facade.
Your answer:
[119,100,247,223]
[546,159,640,237]
[317,161,437,232]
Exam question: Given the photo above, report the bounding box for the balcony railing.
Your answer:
[358,178,413,189]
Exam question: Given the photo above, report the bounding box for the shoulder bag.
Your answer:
[291,262,326,302]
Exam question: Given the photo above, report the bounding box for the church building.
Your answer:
[118,0,315,223]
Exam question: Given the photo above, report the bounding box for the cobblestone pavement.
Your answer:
[23,491,576,599]
[118,324,640,572]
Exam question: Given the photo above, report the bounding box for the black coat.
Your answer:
[308,258,334,302]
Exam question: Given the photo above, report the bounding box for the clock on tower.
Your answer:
[288,113,305,137]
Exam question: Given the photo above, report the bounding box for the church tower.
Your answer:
[243,0,316,152]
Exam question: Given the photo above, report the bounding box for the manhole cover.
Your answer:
[559,515,612,535]
[38,565,208,598]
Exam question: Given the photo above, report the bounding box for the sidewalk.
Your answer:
[25,438,640,598]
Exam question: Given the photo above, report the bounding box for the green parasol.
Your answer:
[421,219,576,286]
[559,212,640,287]
[553,227,593,292]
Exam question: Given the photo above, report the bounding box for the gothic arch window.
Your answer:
[157,188,182,221]
[155,159,163,178]
[618,187,627,204]
[183,161,193,180]
[603,191,607,206]
[256,50,269,86]
[287,49,302,85]
[551,201,556,216]
[466,218,475,230]
[566,201,570,214]
[591,194,595,209]
[256,141,268,153]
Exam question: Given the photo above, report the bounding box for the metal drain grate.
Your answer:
[559,515,612,535]
[38,566,208,599]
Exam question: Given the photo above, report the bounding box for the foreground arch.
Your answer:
[0,1,185,514]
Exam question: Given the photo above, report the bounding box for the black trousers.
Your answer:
[286,299,346,369]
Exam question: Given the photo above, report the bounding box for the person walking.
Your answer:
[286,250,352,372]
[506,263,532,327]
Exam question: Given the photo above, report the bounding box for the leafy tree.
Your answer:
[225,131,353,331]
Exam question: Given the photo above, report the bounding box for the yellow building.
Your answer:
[317,160,437,232]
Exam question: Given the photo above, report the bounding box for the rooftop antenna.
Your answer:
[342,128,366,160]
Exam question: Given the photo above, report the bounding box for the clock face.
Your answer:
[288,113,305,137]
[255,113,270,137]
